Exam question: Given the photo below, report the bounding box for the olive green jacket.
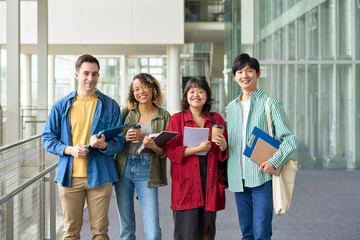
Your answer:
[114,104,171,188]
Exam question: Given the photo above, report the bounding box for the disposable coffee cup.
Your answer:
[211,124,224,142]
[129,124,141,143]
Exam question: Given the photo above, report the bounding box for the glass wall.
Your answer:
[182,43,211,77]
[185,0,224,22]
[0,49,6,108]
[224,0,241,101]
[224,0,360,170]
[253,0,360,170]
[181,43,226,114]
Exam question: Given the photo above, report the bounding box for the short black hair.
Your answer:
[232,53,260,76]
[75,54,100,72]
[180,77,213,116]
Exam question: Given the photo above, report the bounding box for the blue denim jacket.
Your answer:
[42,89,125,188]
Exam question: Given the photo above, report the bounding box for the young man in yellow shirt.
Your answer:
[42,54,125,239]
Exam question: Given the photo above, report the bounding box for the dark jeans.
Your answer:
[235,180,273,240]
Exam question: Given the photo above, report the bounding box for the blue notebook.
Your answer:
[86,124,128,150]
[243,127,282,176]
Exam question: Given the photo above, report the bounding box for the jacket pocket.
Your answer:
[172,179,193,208]
[96,116,111,131]
[100,115,111,124]
[215,181,226,210]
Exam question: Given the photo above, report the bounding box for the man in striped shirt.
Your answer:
[226,53,297,240]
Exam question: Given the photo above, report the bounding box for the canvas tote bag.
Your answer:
[265,98,298,215]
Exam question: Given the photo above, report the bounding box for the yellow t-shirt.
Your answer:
[70,92,97,177]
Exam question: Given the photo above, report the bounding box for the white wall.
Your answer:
[0,2,6,44]
[21,2,37,44]
[0,0,184,45]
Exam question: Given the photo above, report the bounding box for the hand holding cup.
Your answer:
[212,124,227,151]
[126,124,141,142]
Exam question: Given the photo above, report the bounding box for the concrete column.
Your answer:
[70,55,76,90]
[166,45,170,109]
[23,54,32,108]
[37,0,48,109]
[0,46,2,103]
[120,55,128,108]
[48,55,55,107]
[167,45,181,114]
[6,2,20,239]
[135,58,141,74]
[241,0,254,55]
[6,0,20,144]
[219,78,225,115]
[0,46,2,146]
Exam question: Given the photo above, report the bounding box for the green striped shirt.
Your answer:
[226,89,297,192]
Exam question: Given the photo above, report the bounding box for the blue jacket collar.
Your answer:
[66,88,104,102]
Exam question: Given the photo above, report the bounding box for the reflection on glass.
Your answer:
[227,0,360,169]
[185,0,224,22]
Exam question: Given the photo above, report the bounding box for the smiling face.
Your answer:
[75,62,99,97]
[234,63,260,93]
[132,78,153,105]
[187,86,207,110]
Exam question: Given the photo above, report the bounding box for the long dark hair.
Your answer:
[180,77,213,116]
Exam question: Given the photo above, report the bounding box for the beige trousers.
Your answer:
[57,177,112,240]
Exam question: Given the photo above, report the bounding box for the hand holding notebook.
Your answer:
[138,131,178,153]
[243,126,283,176]
[183,127,209,156]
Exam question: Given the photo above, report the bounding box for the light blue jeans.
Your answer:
[113,153,162,240]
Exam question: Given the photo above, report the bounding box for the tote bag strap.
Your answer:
[265,97,273,137]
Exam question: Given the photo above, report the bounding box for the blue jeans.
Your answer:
[113,153,162,240]
[234,180,273,240]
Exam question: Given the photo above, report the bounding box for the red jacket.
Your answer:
[165,109,228,212]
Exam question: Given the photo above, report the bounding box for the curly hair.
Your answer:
[180,77,213,116]
[127,73,164,109]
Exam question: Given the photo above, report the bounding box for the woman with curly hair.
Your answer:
[114,73,171,240]
[165,77,228,240]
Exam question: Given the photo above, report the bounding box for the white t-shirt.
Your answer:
[240,100,250,179]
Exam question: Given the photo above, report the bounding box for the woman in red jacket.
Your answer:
[165,77,228,240]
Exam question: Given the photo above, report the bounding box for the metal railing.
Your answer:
[20,107,51,140]
[0,135,61,240]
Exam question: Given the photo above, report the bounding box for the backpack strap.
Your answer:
[121,107,130,124]
[210,112,215,125]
